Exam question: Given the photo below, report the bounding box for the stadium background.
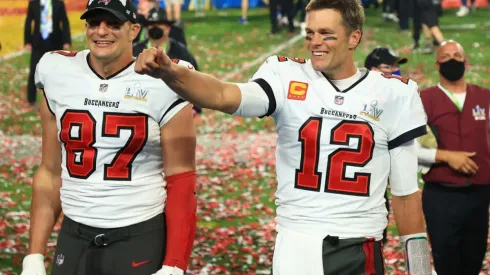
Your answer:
[0,0,489,274]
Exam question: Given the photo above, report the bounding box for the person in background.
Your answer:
[382,0,398,23]
[134,0,160,43]
[364,47,408,76]
[268,0,294,34]
[456,0,476,17]
[193,0,206,17]
[417,40,490,275]
[415,0,444,54]
[165,0,183,25]
[135,0,187,46]
[24,0,71,106]
[133,7,201,115]
[239,0,249,24]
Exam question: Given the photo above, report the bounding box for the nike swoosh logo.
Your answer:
[132,260,150,268]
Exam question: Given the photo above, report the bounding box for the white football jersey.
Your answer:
[249,56,427,239]
[35,50,190,228]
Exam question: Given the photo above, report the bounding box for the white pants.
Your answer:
[272,225,326,275]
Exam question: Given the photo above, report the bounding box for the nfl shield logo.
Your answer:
[99,84,108,93]
[56,254,65,266]
[335,95,344,105]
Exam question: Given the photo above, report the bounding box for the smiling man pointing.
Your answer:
[135,0,433,274]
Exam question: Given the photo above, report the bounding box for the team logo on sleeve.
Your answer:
[472,105,486,121]
[287,81,308,101]
[360,100,383,121]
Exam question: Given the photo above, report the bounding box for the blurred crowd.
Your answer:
[19,0,490,108]
[16,0,490,109]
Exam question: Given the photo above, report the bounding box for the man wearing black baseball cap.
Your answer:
[133,7,184,58]
[365,47,408,76]
[20,1,197,275]
[80,0,138,23]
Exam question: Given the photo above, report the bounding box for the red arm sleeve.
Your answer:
[163,171,197,271]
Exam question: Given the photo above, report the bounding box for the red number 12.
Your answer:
[295,118,375,196]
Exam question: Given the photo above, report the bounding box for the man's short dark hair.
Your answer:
[306,0,365,35]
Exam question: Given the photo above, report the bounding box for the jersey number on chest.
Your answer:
[295,118,375,196]
[59,110,148,181]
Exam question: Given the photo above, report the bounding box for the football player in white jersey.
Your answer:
[21,1,197,275]
[136,0,434,274]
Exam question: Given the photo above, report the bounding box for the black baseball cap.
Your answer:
[80,0,138,23]
[364,47,408,69]
[145,7,174,26]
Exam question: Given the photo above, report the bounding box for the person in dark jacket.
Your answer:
[134,0,187,47]
[418,40,490,275]
[133,7,201,115]
[24,0,71,106]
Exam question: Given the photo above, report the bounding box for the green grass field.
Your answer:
[0,7,489,275]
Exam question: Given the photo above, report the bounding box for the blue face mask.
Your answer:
[391,70,401,76]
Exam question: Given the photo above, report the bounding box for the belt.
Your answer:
[62,213,165,247]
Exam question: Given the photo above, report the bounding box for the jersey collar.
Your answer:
[86,53,136,80]
[321,68,370,93]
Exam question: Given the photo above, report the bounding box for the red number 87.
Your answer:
[59,110,148,181]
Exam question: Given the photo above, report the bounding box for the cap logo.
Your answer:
[89,0,127,5]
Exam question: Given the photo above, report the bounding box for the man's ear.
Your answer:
[434,61,440,71]
[464,57,470,71]
[130,23,142,41]
[348,30,362,50]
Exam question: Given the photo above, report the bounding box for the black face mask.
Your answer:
[136,14,146,24]
[148,27,164,40]
[439,59,465,81]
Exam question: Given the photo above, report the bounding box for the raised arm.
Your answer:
[136,47,242,114]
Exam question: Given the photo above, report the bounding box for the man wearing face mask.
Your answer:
[133,0,158,43]
[133,7,201,115]
[364,47,407,76]
[417,40,490,275]
[133,8,197,68]
[134,0,188,46]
